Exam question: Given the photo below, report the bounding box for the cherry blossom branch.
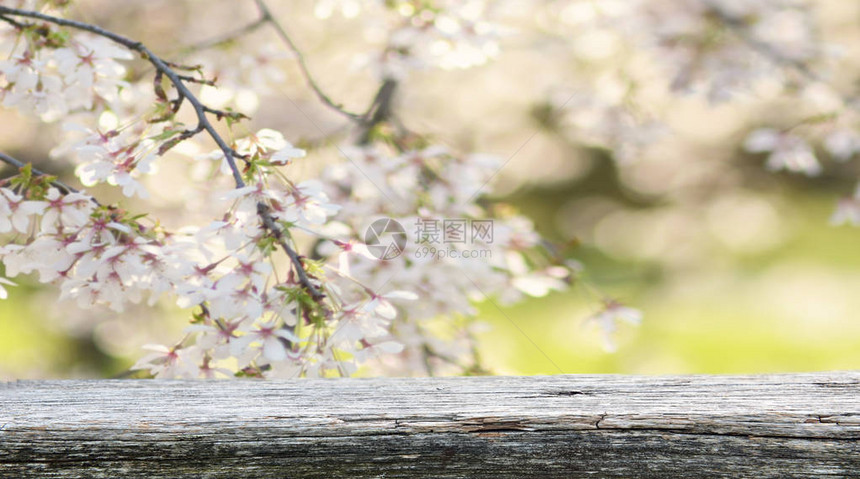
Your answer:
[257,203,325,302]
[0,6,247,188]
[0,6,326,306]
[253,0,364,121]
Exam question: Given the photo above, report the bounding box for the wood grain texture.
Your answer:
[1,373,859,478]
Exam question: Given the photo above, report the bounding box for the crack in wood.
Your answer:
[516,389,593,399]
[595,414,607,429]
[553,390,590,396]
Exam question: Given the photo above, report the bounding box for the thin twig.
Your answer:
[181,16,268,52]
[253,0,364,121]
[0,151,81,196]
[0,14,25,29]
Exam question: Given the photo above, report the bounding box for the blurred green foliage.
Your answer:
[476,187,860,375]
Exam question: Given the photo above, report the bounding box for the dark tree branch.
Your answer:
[257,203,325,302]
[0,151,81,196]
[358,78,398,144]
[0,14,25,30]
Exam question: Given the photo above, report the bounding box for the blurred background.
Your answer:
[1,0,859,378]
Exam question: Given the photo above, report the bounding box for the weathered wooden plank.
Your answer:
[1,373,859,478]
